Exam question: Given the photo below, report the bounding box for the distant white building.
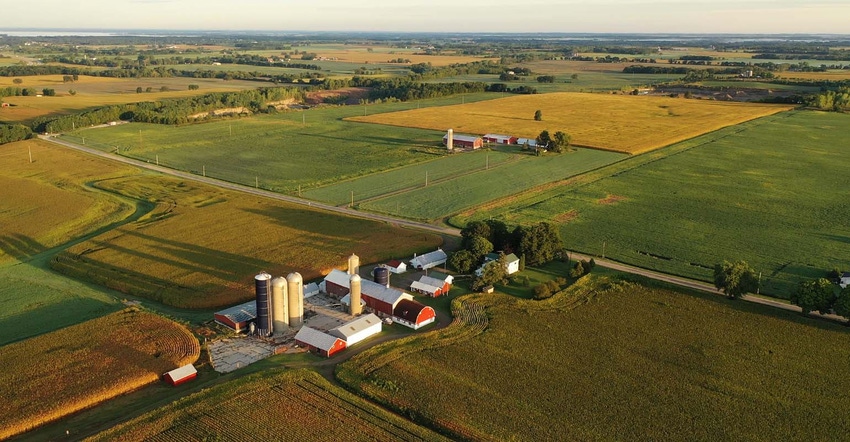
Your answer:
[840,273,850,289]
[475,253,521,277]
[410,249,447,271]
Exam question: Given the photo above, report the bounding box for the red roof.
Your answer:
[387,260,403,268]
[393,299,434,324]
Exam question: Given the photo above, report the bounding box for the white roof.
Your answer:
[324,269,411,306]
[304,282,320,296]
[443,134,481,143]
[483,134,514,140]
[411,280,439,294]
[330,314,381,340]
[419,275,446,288]
[410,249,447,268]
[340,294,366,306]
[165,364,197,380]
[294,326,342,351]
[517,138,538,146]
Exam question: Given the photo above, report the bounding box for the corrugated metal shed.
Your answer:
[410,249,447,270]
[214,300,257,331]
[295,326,345,353]
[329,313,382,346]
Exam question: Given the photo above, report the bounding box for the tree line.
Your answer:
[0,124,33,145]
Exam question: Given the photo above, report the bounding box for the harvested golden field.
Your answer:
[52,174,442,309]
[0,308,199,440]
[313,49,493,66]
[0,139,136,264]
[89,369,449,442]
[0,75,263,124]
[349,92,793,154]
[777,70,850,81]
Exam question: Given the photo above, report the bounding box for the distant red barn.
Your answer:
[443,134,483,149]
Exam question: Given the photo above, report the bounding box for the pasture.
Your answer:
[0,75,265,124]
[452,111,850,297]
[0,308,199,440]
[60,93,495,193]
[0,139,136,264]
[338,277,850,441]
[90,369,449,442]
[52,173,443,309]
[348,92,793,154]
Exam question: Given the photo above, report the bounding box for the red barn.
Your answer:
[324,269,413,316]
[410,275,451,297]
[393,299,436,330]
[295,326,346,358]
[213,300,256,332]
[483,134,518,144]
[443,134,483,149]
[163,364,197,386]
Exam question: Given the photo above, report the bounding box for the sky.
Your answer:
[3,0,850,35]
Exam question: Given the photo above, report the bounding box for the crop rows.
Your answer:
[0,309,199,440]
[90,369,449,442]
[340,277,850,440]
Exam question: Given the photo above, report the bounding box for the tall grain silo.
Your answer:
[349,274,362,316]
[271,276,288,334]
[287,272,304,328]
[254,272,273,336]
[347,253,360,276]
[374,266,389,288]
[447,129,454,151]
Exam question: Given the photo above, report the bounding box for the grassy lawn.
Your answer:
[338,276,850,441]
[453,111,850,298]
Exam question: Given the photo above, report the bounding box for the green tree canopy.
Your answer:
[713,260,758,299]
[833,287,850,323]
[534,109,542,121]
[791,278,836,315]
[515,222,563,266]
[535,130,551,149]
[449,250,475,274]
[472,253,508,291]
[468,236,494,263]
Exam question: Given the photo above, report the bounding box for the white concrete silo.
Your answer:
[271,276,288,334]
[287,272,304,328]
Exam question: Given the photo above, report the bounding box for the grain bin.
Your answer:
[350,274,362,316]
[271,276,288,334]
[373,266,389,288]
[348,253,360,276]
[254,272,273,336]
[287,272,304,328]
[447,128,454,151]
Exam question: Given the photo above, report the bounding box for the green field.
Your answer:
[60,94,496,194]
[427,72,682,92]
[358,147,625,220]
[338,277,850,441]
[90,369,449,442]
[452,111,850,297]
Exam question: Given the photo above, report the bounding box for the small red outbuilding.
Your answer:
[163,364,197,386]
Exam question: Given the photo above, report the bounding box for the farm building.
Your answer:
[304,282,320,298]
[323,269,414,316]
[429,271,454,286]
[443,133,483,149]
[476,253,521,276]
[483,134,518,144]
[163,364,197,386]
[295,326,347,357]
[386,260,407,274]
[410,274,452,297]
[841,273,850,289]
[214,300,257,332]
[410,248,448,271]
[393,299,437,330]
[329,313,382,346]
[516,138,538,148]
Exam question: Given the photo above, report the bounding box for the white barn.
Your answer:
[329,313,382,346]
[410,249,448,271]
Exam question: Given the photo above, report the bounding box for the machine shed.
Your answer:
[295,326,346,358]
[214,301,257,332]
[410,249,448,271]
[329,313,382,346]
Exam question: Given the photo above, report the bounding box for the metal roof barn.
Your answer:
[214,300,257,332]
[393,299,436,330]
[329,313,382,346]
[295,326,346,357]
[410,249,447,271]
[163,364,197,386]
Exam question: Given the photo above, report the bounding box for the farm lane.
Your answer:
[42,135,843,324]
[39,135,461,237]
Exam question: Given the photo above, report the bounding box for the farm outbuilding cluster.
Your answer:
[443,129,541,150]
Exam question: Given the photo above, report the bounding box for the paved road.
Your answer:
[39,135,461,237]
[42,135,844,324]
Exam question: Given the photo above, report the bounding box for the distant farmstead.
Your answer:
[483,134,518,144]
[443,133,483,149]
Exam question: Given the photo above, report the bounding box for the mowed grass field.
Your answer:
[339,277,850,441]
[60,93,495,193]
[452,111,850,297]
[348,92,793,154]
[0,308,199,440]
[51,173,442,309]
[0,139,136,264]
[0,75,265,124]
[89,369,450,442]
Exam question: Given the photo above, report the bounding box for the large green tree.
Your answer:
[833,287,850,323]
[713,260,759,299]
[550,131,571,153]
[449,250,475,274]
[791,278,836,315]
[472,253,508,291]
[535,130,551,149]
[468,236,494,263]
[516,222,563,266]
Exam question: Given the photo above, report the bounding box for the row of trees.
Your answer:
[535,130,571,153]
[791,279,850,320]
[450,220,564,276]
[0,124,33,145]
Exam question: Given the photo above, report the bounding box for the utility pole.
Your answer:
[139,129,142,149]
[202,165,205,177]
[155,155,159,166]
[602,241,606,259]
[82,137,85,145]
[350,190,354,208]
[229,124,232,137]
[425,171,428,187]
[302,111,305,126]
[28,146,32,163]
[757,271,762,294]
[486,154,489,170]
[255,176,259,188]
[298,185,301,197]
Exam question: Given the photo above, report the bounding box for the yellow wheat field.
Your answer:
[0,309,200,440]
[349,92,794,154]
